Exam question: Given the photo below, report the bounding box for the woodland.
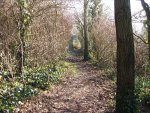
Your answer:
[0,0,150,113]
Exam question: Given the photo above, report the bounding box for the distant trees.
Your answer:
[83,0,105,61]
[140,0,150,63]
[115,0,136,113]
[88,0,102,60]
[76,0,116,65]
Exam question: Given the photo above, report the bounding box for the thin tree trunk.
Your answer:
[16,3,25,78]
[83,0,89,61]
[16,0,30,80]
[148,26,150,62]
[115,0,135,113]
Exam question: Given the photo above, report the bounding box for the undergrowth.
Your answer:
[0,60,76,113]
[135,75,150,112]
[92,59,150,112]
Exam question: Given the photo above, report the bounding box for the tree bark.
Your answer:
[115,0,135,113]
[16,0,30,79]
[16,2,25,78]
[83,0,89,61]
[140,0,150,63]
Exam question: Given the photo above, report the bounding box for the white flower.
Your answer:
[18,101,23,105]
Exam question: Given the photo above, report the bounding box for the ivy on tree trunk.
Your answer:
[16,0,31,79]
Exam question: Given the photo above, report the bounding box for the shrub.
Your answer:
[26,64,64,90]
[0,84,38,113]
[135,76,150,110]
[0,61,69,112]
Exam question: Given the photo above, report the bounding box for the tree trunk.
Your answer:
[83,0,89,61]
[140,0,150,63]
[148,25,150,63]
[16,3,25,78]
[16,0,30,79]
[115,0,135,113]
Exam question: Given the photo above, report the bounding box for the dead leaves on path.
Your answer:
[15,58,115,113]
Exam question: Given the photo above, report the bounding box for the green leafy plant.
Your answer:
[0,61,72,112]
[135,76,150,110]
[0,85,38,112]
[26,64,63,90]
[104,68,116,80]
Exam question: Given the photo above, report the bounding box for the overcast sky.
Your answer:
[72,0,150,33]
[103,0,150,15]
[102,0,150,32]
[74,0,150,14]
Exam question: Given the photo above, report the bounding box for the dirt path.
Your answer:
[15,57,115,113]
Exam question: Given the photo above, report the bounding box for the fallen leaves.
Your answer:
[14,57,115,113]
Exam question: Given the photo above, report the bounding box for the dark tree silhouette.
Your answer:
[83,0,90,61]
[115,0,136,113]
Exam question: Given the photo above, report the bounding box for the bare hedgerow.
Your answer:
[92,15,116,68]
[0,0,72,76]
[28,0,72,67]
[0,0,20,77]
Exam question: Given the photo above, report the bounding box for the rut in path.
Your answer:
[16,57,115,113]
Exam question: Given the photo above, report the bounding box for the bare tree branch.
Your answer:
[133,32,148,44]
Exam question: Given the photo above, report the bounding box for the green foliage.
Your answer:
[104,68,116,80]
[135,76,150,108]
[135,64,150,113]
[26,64,64,90]
[0,61,71,112]
[0,82,38,113]
[28,72,51,90]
